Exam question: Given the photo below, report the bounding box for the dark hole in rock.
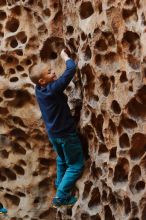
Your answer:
[10,77,19,82]
[0,107,9,115]
[103,32,115,47]
[104,205,115,220]
[16,32,27,44]
[136,85,146,104]
[131,201,138,216]
[39,177,50,189]
[95,39,107,51]
[16,65,24,71]
[119,133,130,148]
[129,165,141,193]
[18,159,26,166]
[135,181,145,191]
[99,75,110,97]
[84,45,91,60]
[111,100,121,114]
[102,190,107,202]
[15,49,23,56]
[66,25,74,34]
[4,193,20,206]
[122,7,138,21]
[124,0,134,5]
[0,0,6,6]
[95,54,102,66]
[1,150,9,158]
[11,5,21,15]
[68,38,78,52]
[12,116,26,127]
[40,37,63,61]
[10,128,28,138]
[33,197,40,203]
[91,213,101,220]
[82,180,93,199]
[0,32,4,38]
[109,147,117,159]
[81,32,87,41]
[66,207,72,216]
[126,97,146,118]
[113,157,129,183]
[21,73,28,77]
[120,71,128,82]
[98,144,108,154]
[79,132,90,160]
[43,8,51,17]
[4,168,16,180]
[11,142,26,155]
[5,55,19,65]
[129,133,146,159]
[39,208,56,219]
[6,17,19,32]
[110,75,115,85]
[124,196,131,215]
[79,1,94,19]
[0,174,6,181]
[91,113,104,141]
[38,158,53,166]
[88,187,100,208]
[81,212,90,220]
[16,191,25,197]
[23,58,32,65]
[142,205,146,220]
[9,89,32,108]
[108,191,117,209]
[90,162,102,179]
[104,52,117,63]
[109,119,116,134]
[120,114,137,129]
[129,218,139,220]
[98,2,102,14]
[0,65,4,75]
[81,64,95,95]
[9,68,16,74]
[13,165,25,175]
[32,171,38,176]
[0,10,6,20]
[128,55,140,70]
[141,13,146,26]
[10,38,18,48]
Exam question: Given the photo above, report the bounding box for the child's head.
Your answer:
[29,62,57,86]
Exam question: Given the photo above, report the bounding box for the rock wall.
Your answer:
[0,0,146,219]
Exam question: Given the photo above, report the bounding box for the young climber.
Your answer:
[29,49,84,207]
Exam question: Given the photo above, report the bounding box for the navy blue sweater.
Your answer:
[35,59,77,138]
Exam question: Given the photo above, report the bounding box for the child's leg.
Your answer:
[55,155,67,188]
[55,132,84,199]
[50,138,67,188]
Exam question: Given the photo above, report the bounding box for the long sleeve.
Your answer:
[48,59,77,93]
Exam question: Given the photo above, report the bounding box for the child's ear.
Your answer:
[38,78,45,85]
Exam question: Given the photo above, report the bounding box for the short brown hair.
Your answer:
[29,62,50,84]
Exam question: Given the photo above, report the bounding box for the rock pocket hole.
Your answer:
[79,2,94,19]
[6,17,19,32]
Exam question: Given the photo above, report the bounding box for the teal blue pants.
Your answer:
[50,132,84,199]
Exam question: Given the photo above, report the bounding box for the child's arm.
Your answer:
[48,49,77,93]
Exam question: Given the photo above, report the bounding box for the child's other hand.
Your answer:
[61,49,70,61]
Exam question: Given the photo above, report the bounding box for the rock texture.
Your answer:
[0,0,146,219]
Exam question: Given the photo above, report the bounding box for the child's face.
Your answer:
[39,67,57,86]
